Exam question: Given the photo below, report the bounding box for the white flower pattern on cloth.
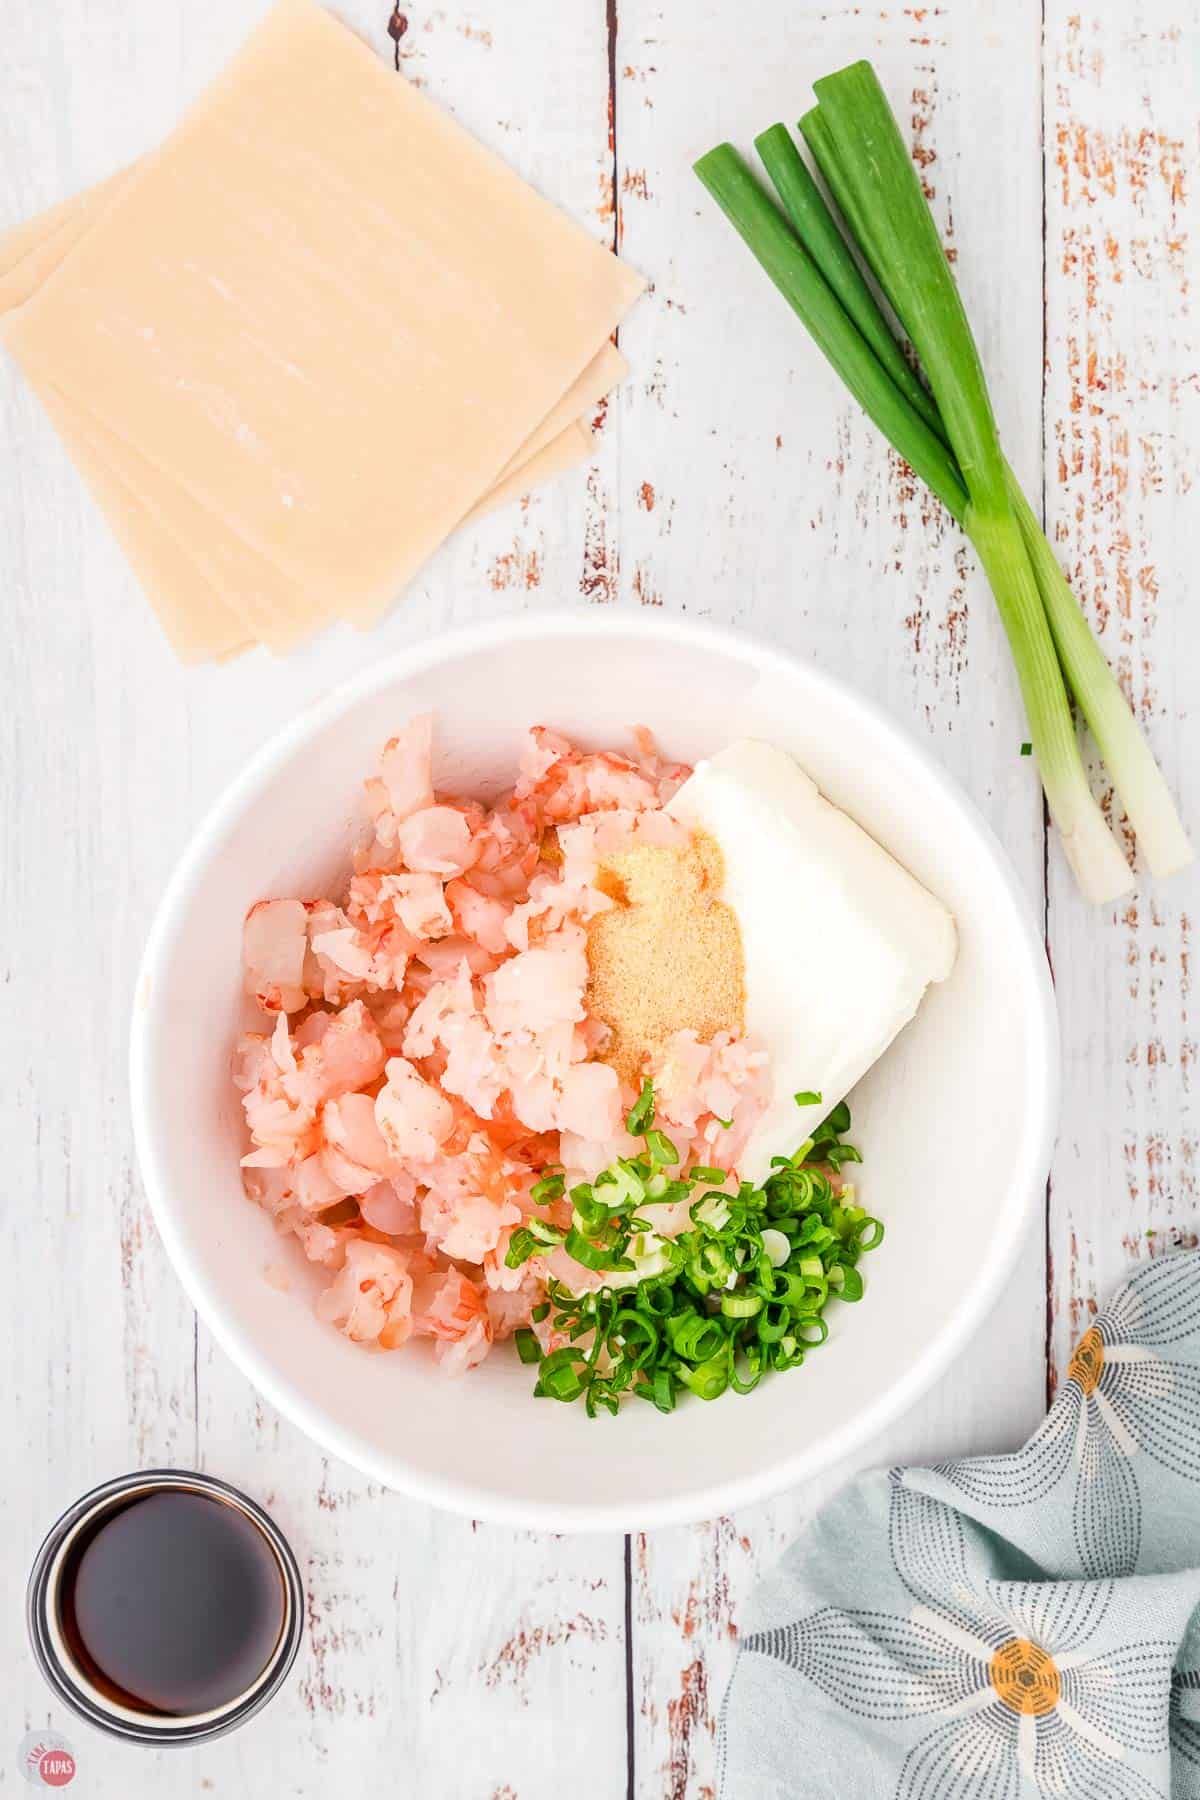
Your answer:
[741,1479,1174,1800]
[718,1254,1200,1800]
[932,1256,1200,1578]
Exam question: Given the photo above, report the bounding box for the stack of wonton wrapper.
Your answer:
[0,0,642,662]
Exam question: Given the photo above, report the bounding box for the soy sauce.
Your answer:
[57,1490,286,1717]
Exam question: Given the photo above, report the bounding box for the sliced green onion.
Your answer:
[644,1129,680,1169]
[527,1216,567,1246]
[676,1354,730,1402]
[833,1265,865,1302]
[792,1089,823,1108]
[760,1227,792,1268]
[667,1313,726,1363]
[721,1290,764,1319]
[514,1093,875,1415]
[529,1172,565,1205]
[626,1080,656,1135]
[504,1228,539,1269]
[563,1227,633,1273]
[572,1192,612,1236]
[694,77,1191,899]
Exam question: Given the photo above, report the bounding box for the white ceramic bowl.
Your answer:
[130,612,1057,1531]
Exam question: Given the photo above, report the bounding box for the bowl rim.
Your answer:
[129,608,1059,1533]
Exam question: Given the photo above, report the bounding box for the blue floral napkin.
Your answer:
[718,1251,1200,1798]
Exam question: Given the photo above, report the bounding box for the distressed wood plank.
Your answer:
[613,3,1049,1793]
[1044,4,1200,1383]
[1,4,627,1795]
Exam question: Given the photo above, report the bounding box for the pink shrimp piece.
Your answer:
[403,959,475,1058]
[485,1284,536,1340]
[241,1165,296,1216]
[377,713,435,821]
[631,725,691,804]
[232,1031,281,1094]
[375,1056,455,1160]
[413,1268,493,1374]
[243,899,309,1014]
[241,1087,320,1168]
[291,1151,347,1212]
[445,878,513,955]
[278,1209,359,1270]
[556,1060,622,1140]
[441,1013,506,1120]
[347,871,451,943]
[396,806,478,877]
[359,1171,419,1235]
[467,807,540,899]
[484,924,588,1037]
[322,1092,396,1176]
[419,1170,521,1262]
[516,725,575,792]
[409,935,498,979]
[389,873,453,940]
[516,728,664,823]
[301,901,369,1005]
[316,1239,414,1349]
[309,923,410,993]
[289,1000,386,1109]
[361,990,411,1051]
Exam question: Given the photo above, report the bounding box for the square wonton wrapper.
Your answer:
[3,0,642,645]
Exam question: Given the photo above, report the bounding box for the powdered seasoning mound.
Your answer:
[585,829,745,1084]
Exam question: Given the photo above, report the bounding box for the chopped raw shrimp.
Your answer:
[377,713,435,821]
[484,924,588,1037]
[420,1168,521,1262]
[359,1172,419,1235]
[242,1164,296,1217]
[445,878,512,954]
[289,1001,386,1108]
[485,1284,536,1340]
[409,934,498,979]
[360,989,411,1051]
[515,726,663,823]
[647,1028,771,1172]
[243,899,309,1014]
[292,1152,348,1212]
[356,871,455,943]
[556,1060,622,1140]
[412,1268,493,1374]
[309,922,410,993]
[241,1088,320,1169]
[631,725,691,804]
[316,1239,414,1349]
[375,1056,455,1159]
[323,1093,396,1176]
[234,717,730,1377]
[281,1211,360,1269]
[396,806,478,877]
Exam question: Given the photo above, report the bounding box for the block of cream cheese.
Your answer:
[667,739,957,1183]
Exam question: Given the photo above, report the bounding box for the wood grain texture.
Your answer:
[0,1,1193,1797]
[1043,1,1200,1389]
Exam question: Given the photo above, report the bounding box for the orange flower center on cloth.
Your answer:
[1068,1325,1105,1396]
[989,1639,1061,1717]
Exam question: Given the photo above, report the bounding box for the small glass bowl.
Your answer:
[27,1469,304,1746]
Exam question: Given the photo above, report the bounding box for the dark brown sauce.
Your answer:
[57,1490,285,1717]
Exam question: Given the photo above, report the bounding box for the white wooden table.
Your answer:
[3,2,1197,1794]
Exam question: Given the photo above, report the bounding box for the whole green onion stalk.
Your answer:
[694,63,1192,902]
